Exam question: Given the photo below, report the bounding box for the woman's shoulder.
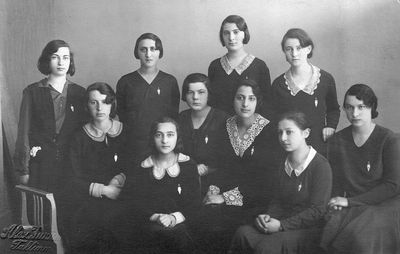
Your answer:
[179,109,192,118]
[272,73,286,87]
[158,70,177,81]
[210,107,229,121]
[251,56,268,67]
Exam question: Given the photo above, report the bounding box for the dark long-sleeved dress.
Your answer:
[208,54,273,118]
[320,125,400,254]
[116,70,180,164]
[272,65,340,155]
[132,153,201,253]
[68,120,128,250]
[178,107,229,193]
[230,149,332,254]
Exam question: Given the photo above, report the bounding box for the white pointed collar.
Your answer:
[220,54,255,75]
[83,120,123,142]
[284,64,321,96]
[141,153,190,180]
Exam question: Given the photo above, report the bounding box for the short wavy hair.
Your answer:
[86,82,117,118]
[344,84,378,119]
[281,28,314,58]
[37,40,75,76]
[134,33,163,59]
[149,116,184,155]
[219,15,250,46]
[181,73,211,102]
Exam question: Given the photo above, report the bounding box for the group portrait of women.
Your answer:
[12,13,399,254]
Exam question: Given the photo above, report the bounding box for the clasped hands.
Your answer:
[150,213,177,228]
[328,196,348,210]
[255,214,281,234]
[102,177,124,200]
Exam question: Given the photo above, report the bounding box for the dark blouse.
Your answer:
[267,152,332,230]
[328,124,400,206]
[272,68,340,154]
[208,55,273,118]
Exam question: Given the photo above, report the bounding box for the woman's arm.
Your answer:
[323,72,340,129]
[116,77,127,123]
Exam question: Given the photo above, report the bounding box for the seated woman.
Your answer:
[68,82,127,252]
[132,117,201,254]
[198,79,283,252]
[179,73,228,194]
[229,111,332,254]
[320,84,400,254]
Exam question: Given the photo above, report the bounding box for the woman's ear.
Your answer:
[302,128,311,139]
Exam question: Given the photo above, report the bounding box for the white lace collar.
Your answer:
[83,120,123,142]
[284,64,321,96]
[141,153,190,180]
[226,114,269,157]
[220,54,255,75]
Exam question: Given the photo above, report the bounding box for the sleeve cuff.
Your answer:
[207,185,220,195]
[109,173,126,187]
[223,187,243,206]
[171,212,185,225]
[89,183,105,198]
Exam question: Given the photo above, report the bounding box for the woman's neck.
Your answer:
[191,105,211,119]
[352,121,376,144]
[92,118,113,133]
[288,144,310,168]
[237,114,257,131]
[153,152,176,168]
[48,75,67,92]
[290,62,312,77]
[139,65,158,75]
[227,48,247,64]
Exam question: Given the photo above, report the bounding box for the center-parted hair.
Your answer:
[149,116,184,154]
[234,78,263,109]
[181,73,211,102]
[37,39,76,76]
[278,111,311,131]
[134,33,163,59]
[281,28,314,58]
[219,15,250,46]
[344,83,379,119]
[86,82,117,118]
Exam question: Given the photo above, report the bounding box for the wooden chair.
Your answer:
[15,184,64,254]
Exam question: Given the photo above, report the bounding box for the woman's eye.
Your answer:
[167,133,175,138]
[249,96,256,101]
[154,133,161,138]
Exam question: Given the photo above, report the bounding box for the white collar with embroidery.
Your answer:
[83,120,123,142]
[220,54,255,75]
[284,146,316,177]
[141,153,190,180]
[284,64,321,96]
[226,114,269,157]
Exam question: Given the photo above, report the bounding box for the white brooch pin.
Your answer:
[250,146,255,156]
[298,182,302,192]
[367,161,370,172]
[204,135,208,144]
[114,153,118,162]
[157,87,160,95]
[70,105,74,112]
[314,97,318,108]
[29,146,42,157]
[177,184,182,194]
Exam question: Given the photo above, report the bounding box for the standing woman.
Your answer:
[230,111,332,254]
[321,84,400,254]
[116,33,180,165]
[272,28,340,155]
[14,39,86,192]
[208,15,273,118]
[179,73,228,194]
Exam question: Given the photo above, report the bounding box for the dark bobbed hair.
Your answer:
[234,78,263,110]
[149,116,184,155]
[344,84,378,119]
[134,33,163,59]
[281,28,314,58]
[277,111,311,131]
[86,82,117,118]
[37,40,75,76]
[181,73,211,102]
[219,15,250,46]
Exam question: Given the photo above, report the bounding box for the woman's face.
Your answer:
[234,85,257,119]
[344,95,372,128]
[278,119,309,152]
[88,90,112,122]
[49,47,70,76]
[283,38,311,67]
[185,82,209,111]
[154,122,178,155]
[137,39,160,68]
[222,23,245,52]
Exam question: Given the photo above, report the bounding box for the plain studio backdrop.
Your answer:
[0,1,399,251]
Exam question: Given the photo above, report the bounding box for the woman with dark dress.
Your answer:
[14,39,86,193]
[179,73,228,194]
[131,117,201,253]
[68,82,127,253]
[198,79,282,253]
[116,33,180,165]
[208,15,273,118]
[320,84,400,254]
[272,28,340,155]
[230,111,332,254]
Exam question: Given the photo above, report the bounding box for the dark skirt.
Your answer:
[320,196,400,254]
